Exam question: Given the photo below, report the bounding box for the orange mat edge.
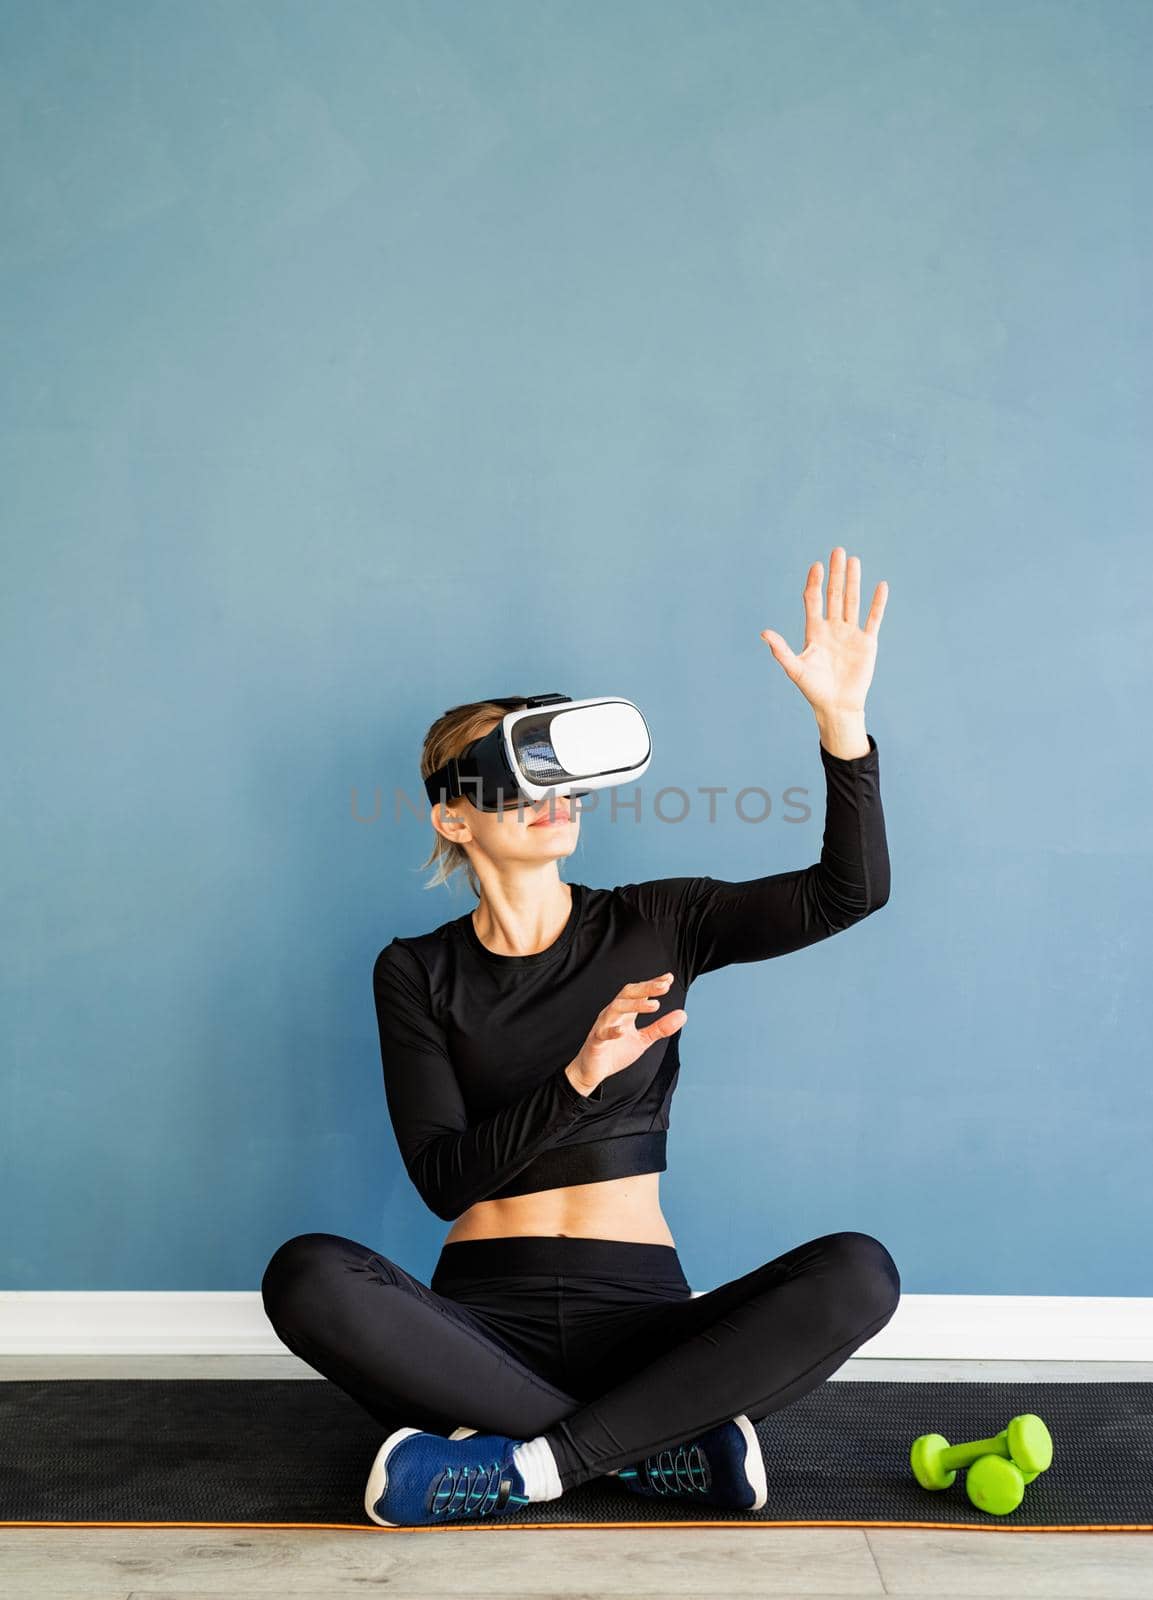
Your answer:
[2,1519,1150,1533]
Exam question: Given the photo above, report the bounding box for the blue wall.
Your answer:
[2,0,1149,1295]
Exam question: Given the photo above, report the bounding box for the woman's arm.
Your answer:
[618,727,888,983]
[373,941,604,1221]
[619,548,891,985]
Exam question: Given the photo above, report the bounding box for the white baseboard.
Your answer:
[1,1292,1151,1360]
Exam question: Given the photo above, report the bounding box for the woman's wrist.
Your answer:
[564,1059,599,1097]
[814,708,870,760]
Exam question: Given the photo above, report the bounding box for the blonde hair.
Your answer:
[417,696,533,900]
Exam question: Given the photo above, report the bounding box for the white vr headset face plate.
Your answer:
[502,695,651,803]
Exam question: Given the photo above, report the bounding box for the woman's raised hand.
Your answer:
[759,547,888,717]
[566,973,686,1096]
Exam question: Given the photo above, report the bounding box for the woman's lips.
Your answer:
[531,813,571,826]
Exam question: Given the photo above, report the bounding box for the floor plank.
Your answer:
[867,1527,1153,1596]
[1,1527,885,1595]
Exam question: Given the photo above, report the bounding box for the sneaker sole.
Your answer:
[733,1413,768,1511]
[364,1425,424,1527]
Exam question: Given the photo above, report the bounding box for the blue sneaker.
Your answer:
[613,1413,768,1511]
[364,1426,534,1526]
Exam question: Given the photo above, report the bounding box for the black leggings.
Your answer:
[260,1229,900,1492]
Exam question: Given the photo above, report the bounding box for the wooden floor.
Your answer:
[2,1356,1150,1599]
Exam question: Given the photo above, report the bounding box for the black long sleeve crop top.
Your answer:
[373,733,889,1221]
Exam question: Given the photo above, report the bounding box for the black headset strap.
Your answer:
[425,694,571,804]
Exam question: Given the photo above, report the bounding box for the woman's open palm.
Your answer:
[570,973,687,1094]
[760,547,888,716]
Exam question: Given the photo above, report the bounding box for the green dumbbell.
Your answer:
[964,1449,1047,1516]
[910,1413,1053,1499]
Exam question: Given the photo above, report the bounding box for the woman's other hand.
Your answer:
[760,547,888,718]
[565,973,686,1096]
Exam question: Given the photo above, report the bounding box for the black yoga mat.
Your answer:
[2,1379,1150,1532]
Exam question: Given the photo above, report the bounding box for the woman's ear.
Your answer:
[432,802,469,844]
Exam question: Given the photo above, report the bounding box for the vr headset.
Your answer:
[424,693,652,814]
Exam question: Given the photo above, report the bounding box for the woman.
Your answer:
[261,547,899,1527]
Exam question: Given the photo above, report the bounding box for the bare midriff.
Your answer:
[442,1170,675,1246]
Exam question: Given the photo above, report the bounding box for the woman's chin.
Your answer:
[527,828,577,854]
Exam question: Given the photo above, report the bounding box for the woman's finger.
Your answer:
[595,997,671,1042]
[826,547,845,622]
[637,1009,687,1045]
[618,974,673,998]
[760,629,801,681]
[606,995,664,1019]
[844,554,860,627]
[863,580,889,636]
[600,976,673,1018]
[801,560,823,640]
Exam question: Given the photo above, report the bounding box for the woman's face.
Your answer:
[435,787,581,867]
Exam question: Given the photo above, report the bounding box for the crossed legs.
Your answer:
[261,1230,900,1493]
